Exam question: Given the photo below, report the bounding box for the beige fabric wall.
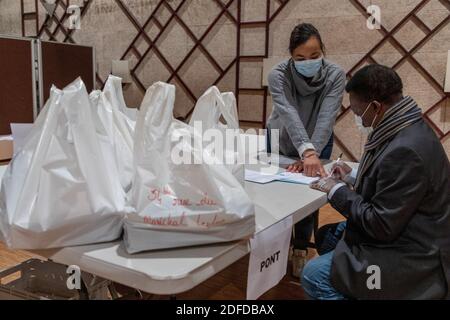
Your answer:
[1,0,449,160]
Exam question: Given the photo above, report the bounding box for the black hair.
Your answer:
[289,23,325,54]
[345,64,403,103]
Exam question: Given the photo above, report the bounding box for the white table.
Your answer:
[0,162,330,296]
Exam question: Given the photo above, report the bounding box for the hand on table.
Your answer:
[287,160,303,173]
[302,151,326,177]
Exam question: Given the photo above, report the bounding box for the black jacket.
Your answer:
[329,119,450,299]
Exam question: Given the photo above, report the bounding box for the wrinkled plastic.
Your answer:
[124,82,255,254]
[89,75,135,192]
[0,79,128,249]
[189,86,245,185]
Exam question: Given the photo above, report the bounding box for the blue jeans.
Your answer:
[301,222,346,300]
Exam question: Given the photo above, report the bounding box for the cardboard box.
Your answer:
[0,138,13,161]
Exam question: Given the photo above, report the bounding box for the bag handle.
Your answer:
[218,92,239,130]
[190,86,239,130]
[134,82,176,163]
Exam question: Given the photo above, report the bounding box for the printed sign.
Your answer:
[247,216,293,300]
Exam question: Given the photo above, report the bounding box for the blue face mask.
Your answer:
[294,57,323,78]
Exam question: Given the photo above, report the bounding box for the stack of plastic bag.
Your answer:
[124,82,255,253]
[189,86,245,185]
[0,79,128,249]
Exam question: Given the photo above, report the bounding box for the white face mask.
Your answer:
[354,102,377,135]
[354,114,373,135]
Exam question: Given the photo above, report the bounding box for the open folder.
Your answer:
[245,169,320,185]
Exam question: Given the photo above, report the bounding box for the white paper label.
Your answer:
[246,216,293,300]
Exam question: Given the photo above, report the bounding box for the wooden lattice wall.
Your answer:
[20,0,450,161]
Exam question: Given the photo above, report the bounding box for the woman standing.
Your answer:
[267,23,346,277]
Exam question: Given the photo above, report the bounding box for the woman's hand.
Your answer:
[303,151,326,177]
[287,161,304,173]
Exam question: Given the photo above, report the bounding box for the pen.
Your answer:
[329,153,343,177]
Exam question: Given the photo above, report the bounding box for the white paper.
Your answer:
[278,172,320,185]
[10,123,33,155]
[247,216,293,300]
[245,169,319,185]
[245,169,279,184]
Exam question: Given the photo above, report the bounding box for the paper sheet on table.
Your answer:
[10,123,33,155]
[245,169,279,184]
[277,172,320,185]
[245,169,320,185]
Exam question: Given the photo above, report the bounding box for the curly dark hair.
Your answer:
[346,64,404,103]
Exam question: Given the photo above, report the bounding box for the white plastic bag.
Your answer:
[125,82,255,253]
[189,86,245,185]
[0,79,127,249]
[89,75,135,191]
